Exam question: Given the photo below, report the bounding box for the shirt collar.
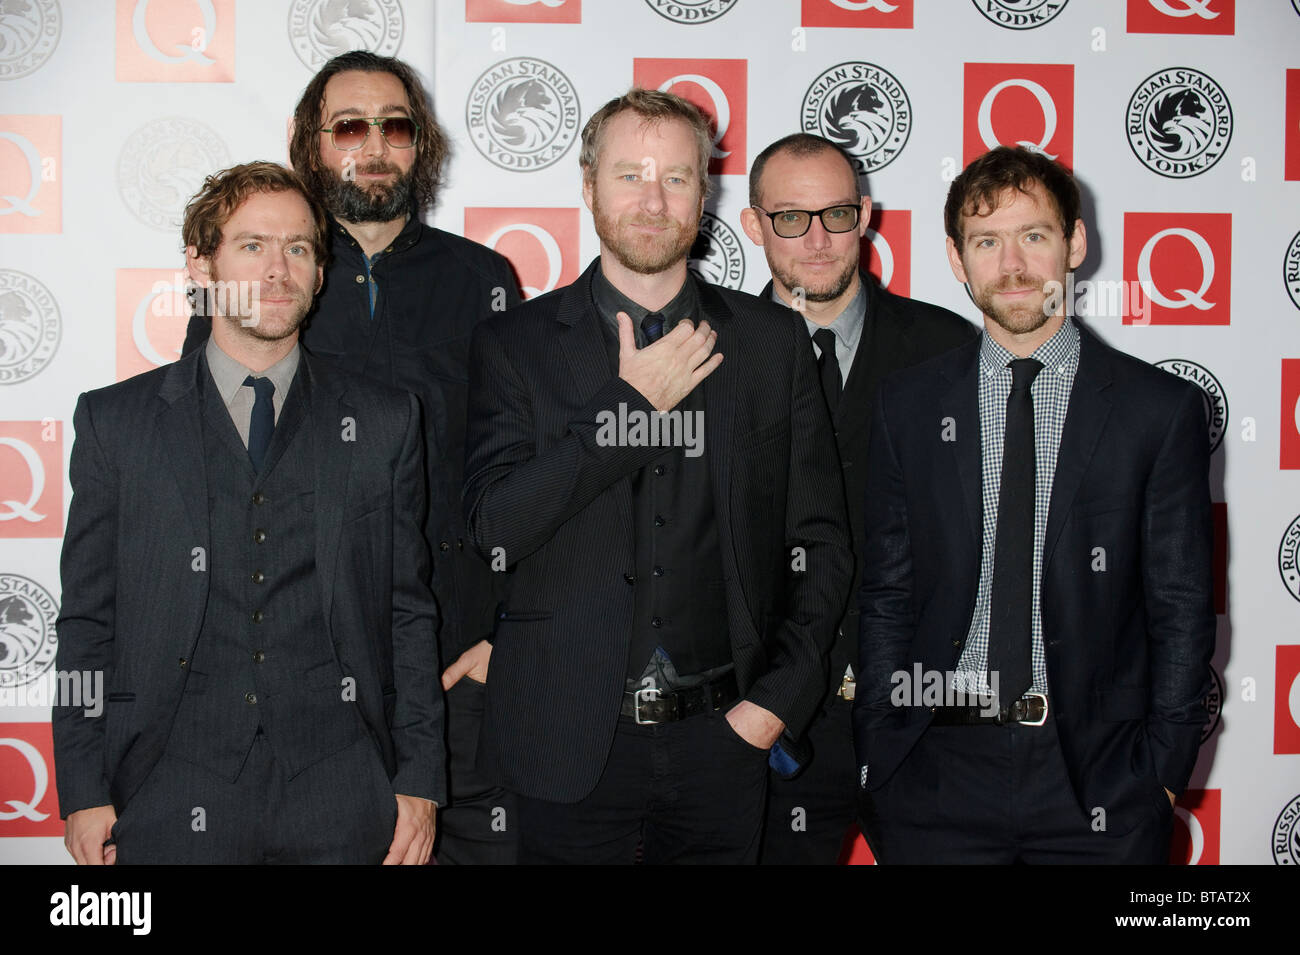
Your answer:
[591,259,699,331]
[979,316,1080,379]
[330,211,420,258]
[205,335,301,407]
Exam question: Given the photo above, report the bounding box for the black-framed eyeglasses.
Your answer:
[752,203,860,239]
[318,116,421,150]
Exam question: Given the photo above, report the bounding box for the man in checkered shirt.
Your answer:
[852,146,1215,863]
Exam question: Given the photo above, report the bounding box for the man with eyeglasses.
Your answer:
[184,52,522,865]
[741,133,976,864]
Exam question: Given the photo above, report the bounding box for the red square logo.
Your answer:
[0,723,64,836]
[1127,0,1234,35]
[632,59,747,176]
[1170,789,1220,865]
[0,421,62,538]
[466,0,581,22]
[1122,213,1231,326]
[801,0,913,28]
[963,64,1074,171]
[1286,70,1300,182]
[1283,360,1300,470]
[115,0,236,82]
[0,116,60,234]
[463,208,581,300]
[861,207,910,297]
[116,268,191,382]
[1212,502,1226,614]
[1276,646,1300,755]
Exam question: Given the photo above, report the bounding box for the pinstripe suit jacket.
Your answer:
[464,259,854,803]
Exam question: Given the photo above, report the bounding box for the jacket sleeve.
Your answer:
[462,318,667,564]
[743,318,854,737]
[389,392,447,803]
[52,394,118,816]
[1141,382,1216,794]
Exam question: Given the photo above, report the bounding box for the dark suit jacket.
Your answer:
[464,259,855,803]
[761,273,977,700]
[53,348,444,816]
[853,322,1215,835]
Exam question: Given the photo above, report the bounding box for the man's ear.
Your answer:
[314,264,324,296]
[185,246,212,288]
[581,172,594,213]
[946,236,969,284]
[1067,218,1087,270]
[739,206,766,247]
[858,195,873,237]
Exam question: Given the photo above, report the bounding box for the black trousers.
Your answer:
[859,716,1174,864]
[760,697,859,864]
[435,677,518,865]
[514,708,768,864]
[112,734,397,864]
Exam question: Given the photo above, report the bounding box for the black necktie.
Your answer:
[245,375,276,472]
[812,328,841,416]
[987,357,1043,706]
[641,312,665,345]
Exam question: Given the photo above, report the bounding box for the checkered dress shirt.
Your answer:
[953,317,1081,697]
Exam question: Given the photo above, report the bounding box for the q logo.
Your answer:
[1124,213,1231,325]
[0,422,61,538]
[0,117,60,234]
[1169,790,1220,865]
[963,64,1074,169]
[633,58,747,175]
[464,208,580,302]
[0,737,49,822]
[1127,0,1235,35]
[115,0,236,82]
[0,723,62,835]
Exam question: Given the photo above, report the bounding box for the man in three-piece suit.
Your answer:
[740,133,977,864]
[853,146,1215,863]
[463,90,854,863]
[54,162,442,865]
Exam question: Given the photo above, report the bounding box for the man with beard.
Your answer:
[853,146,1214,863]
[56,163,441,864]
[462,89,853,863]
[740,133,976,864]
[183,53,521,864]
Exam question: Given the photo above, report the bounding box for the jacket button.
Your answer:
[245,692,257,705]
[623,573,635,585]
[355,274,365,283]
[653,515,665,527]
[253,528,267,544]
[251,570,265,584]
[439,540,450,552]
[252,650,265,664]
[951,639,962,647]
[178,657,187,668]
[651,616,663,628]
[251,492,265,505]
[653,465,665,476]
[457,539,464,551]
[251,609,264,624]
[653,566,665,577]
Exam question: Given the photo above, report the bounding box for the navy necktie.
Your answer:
[244,375,276,472]
[812,328,841,416]
[641,312,665,345]
[987,357,1043,706]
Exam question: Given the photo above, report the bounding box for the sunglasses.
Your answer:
[318,116,421,150]
[752,203,861,239]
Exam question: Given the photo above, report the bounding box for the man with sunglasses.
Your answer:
[741,133,976,864]
[184,52,522,865]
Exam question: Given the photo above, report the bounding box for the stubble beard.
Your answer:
[591,187,699,276]
[210,264,312,343]
[322,159,416,223]
[770,255,857,304]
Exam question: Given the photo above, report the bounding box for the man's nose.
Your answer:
[803,214,832,250]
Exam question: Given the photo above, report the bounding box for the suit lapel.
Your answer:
[309,356,355,630]
[1043,329,1113,572]
[939,345,983,547]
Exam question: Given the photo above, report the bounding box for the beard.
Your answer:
[321,158,415,223]
[208,266,313,343]
[591,188,698,276]
[769,255,857,304]
[970,272,1056,337]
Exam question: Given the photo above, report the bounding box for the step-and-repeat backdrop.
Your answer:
[0,0,1296,865]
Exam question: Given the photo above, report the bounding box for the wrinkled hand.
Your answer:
[383,794,436,865]
[725,700,785,750]
[441,639,491,690]
[65,805,117,865]
[617,311,723,412]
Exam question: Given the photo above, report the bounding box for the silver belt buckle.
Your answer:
[1018,692,1048,726]
[633,685,660,725]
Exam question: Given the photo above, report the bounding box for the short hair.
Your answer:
[181,161,329,262]
[748,133,860,207]
[289,51,448,212]
[944,145,1081,245]
[579,88,713,199]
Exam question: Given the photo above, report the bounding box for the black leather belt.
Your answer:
[929,692,1049,726]
[620,672,739,724]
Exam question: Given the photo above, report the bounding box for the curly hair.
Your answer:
[944,146,1081,245]
[181,161,329,262]
[289,51,448,212]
